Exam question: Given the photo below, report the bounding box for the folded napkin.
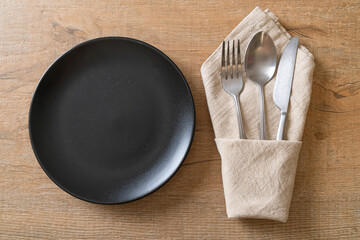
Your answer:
[201,7,315,222]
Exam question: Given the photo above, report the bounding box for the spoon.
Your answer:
[245,31,277,140]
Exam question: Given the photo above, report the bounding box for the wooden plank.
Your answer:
[0,0,359,239]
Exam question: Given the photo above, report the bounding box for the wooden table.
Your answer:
[1,1,359,239]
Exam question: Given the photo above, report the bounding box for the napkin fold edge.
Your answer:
[200,6,314,79]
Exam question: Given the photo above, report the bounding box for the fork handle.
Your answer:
[232,95,246,139]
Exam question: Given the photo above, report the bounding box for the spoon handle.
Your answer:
[232,94,246,139]
[259,85,266,140]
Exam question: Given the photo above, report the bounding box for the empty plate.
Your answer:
[29,37,195,204]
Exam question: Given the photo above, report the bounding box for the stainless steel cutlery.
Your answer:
[244,32,277,140]
[273,37,299,140]
[220,33,299,140]
[220,40,246,139]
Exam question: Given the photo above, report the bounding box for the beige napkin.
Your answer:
[200,7,315,222]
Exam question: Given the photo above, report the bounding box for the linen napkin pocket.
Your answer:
[216,139,302,222]
[200,7,315,222]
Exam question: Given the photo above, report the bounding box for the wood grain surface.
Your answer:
[0,0,359,239]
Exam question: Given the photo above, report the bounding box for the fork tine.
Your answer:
[237,39,241,77]
[221,41,225,78]
[224,41,228,79]
[226,41,230,79]
[232,40,235,79]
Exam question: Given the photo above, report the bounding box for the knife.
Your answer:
[273,36,299,140]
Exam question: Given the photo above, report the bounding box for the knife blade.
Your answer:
[273,36,299,140]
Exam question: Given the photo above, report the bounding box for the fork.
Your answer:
[220,40,246,139]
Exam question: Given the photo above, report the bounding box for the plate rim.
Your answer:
[28,36,196,204]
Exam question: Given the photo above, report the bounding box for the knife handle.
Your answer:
[276,112,287,140]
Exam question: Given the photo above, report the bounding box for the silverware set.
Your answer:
[221,31,299,140]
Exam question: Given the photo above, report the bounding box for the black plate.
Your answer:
[29,37,195,204]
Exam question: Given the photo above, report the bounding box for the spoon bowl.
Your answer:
[245,31,277,139]
[245,31,277,85]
